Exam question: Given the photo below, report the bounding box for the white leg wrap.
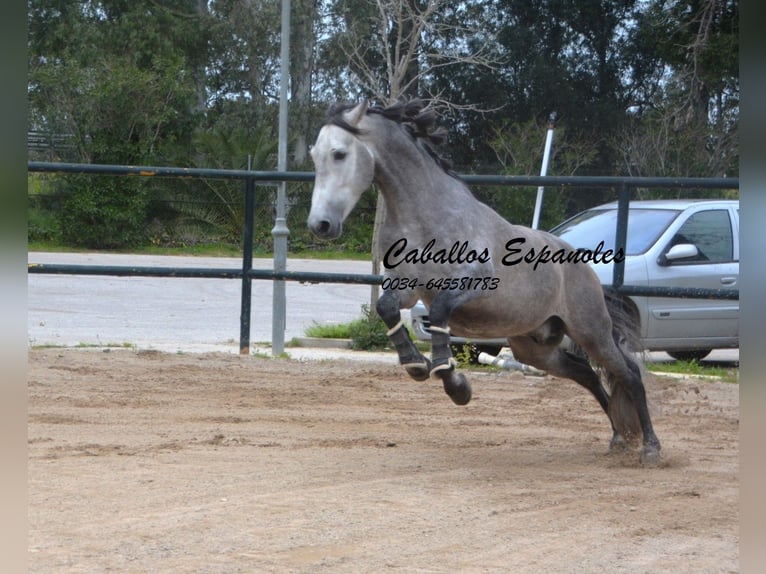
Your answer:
[386,320,404,337]
[429,325,451,335]
[430,357,457,378]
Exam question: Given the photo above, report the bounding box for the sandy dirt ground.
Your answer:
[28,348,738,573]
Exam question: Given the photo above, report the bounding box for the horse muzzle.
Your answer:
[308,215,342,240]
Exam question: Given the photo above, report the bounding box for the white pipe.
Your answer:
[531,112,557,229]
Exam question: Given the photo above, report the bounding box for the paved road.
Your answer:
[28,252,383,354]
[27,251,739,365]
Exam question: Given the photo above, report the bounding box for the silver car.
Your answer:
[409,199,739,361]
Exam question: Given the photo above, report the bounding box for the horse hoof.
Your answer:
[639,445,661,466]
[404,360,431,382]
[443,372,472,406]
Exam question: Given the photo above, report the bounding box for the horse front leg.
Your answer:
[426,292,472,406]
[375,288,431,381]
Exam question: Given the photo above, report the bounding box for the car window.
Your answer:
[666,209,733,263]
[551,208,680,255]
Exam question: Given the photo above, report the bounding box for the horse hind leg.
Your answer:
[605,351,661,465]
[509,325,641,456]
[564,345,632,452]
[375,289,431,381]
[577,333,661,465]
[556,348,637,453]
[508,333,612,419]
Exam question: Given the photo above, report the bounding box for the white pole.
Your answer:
[531,112,556,230]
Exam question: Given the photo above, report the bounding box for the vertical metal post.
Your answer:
[612,182,630,290]
[240,158,255,354]
[531,112,556,230]
[271,0,291,355]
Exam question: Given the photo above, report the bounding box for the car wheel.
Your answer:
[666,349,711,362]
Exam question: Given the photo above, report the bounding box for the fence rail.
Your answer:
[29,161,736,188]
[28,161,740,354]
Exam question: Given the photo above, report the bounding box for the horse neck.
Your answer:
[364,122,468,225]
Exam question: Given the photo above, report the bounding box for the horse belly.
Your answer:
[447,299,546,339]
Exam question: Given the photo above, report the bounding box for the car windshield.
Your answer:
[550,208,680,255]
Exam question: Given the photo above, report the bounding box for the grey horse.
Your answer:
[307,99,660,465]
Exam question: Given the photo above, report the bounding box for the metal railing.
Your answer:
[27,161,739,354]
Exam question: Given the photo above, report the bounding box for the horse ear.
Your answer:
[343,101,369,126]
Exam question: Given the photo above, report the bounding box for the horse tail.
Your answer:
[602,289,643,443]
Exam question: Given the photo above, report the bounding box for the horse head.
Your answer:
[308,101,375,239]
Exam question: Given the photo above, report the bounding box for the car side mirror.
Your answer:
[659,243,699,266]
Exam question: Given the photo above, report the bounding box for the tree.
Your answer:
[488,117,598,227]
[28,0,204,247]
[290,0,319,167]
[155,124,279,246]
[317,0,501,107]
[27,0,739,250]
[616,0,738,180]
[206,0,281,116]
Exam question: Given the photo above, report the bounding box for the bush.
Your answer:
[28,206,61,243]
[348,304,390,351]
[58,175,150,249]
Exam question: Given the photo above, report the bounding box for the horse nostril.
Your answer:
[317,220,331,235]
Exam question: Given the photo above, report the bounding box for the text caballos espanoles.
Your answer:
[382,237,625,271]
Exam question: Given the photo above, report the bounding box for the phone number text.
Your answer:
[382,276,500,291]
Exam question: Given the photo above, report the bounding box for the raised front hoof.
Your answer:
[403,360,431,382]
[442,371,472,406]
[639,444,661,466]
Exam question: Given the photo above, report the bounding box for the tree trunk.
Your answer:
[195,0,209,113]
[290,0,316,167]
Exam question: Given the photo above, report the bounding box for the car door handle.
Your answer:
[720,276,737,285]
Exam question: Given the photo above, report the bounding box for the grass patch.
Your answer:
[304,322,352,339]
[302,317,431,356]
[30,341,136,350]
[251,348,291,359]
[646,359,738,383]
[302,304,390,351]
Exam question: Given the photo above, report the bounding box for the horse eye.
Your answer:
[332,150,347,161]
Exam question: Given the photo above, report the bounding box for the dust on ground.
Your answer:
[28,348,738,573]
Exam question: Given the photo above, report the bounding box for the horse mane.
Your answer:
[326,99,455,175]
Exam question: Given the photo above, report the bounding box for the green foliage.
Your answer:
[613,106,739,181]
[348,304,390,351]
[58,175,151,249]
[27,0,739,251]
[154,124,280,246]
[304,322,351,339]
[485,118,605,221]
[453,343,478,368]
[29,1,201,164]
[29,1,203,250]
[28,207,60,243]
[302,304,390,351]
[28,174,62,242]
[645,359,738,384]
